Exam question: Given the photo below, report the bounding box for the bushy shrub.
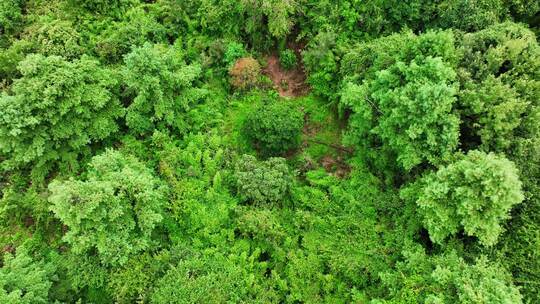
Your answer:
[107,253,163,303]
[243,102,303,156]
[151,250,253,304]
[229,57,261,91]
[0,247,56,304]
[156,133,237,244]
[279,49,297,70]
[223,41,247,67]
[0,0,22,36]
[235,154,293,204]
[376,246,523,303]
[24,20,83,59]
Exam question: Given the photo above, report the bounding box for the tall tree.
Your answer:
[0,54,123,180]
[122,43,205,134]
[49,150,168,266]
[340,30,460,172]
[403,150,523,246]
[343,57,460,171]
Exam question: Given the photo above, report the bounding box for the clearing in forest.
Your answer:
[263,53,310,98]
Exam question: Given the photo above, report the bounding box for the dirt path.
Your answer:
[263,53,309,98]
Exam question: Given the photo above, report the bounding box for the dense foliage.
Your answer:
[235,154,293,204]
[0,0,538,303]
[123,43,204,134]
[0,54,123,180]
[403,150,523,246]
[0,247,55,304]
[279,49,297,70]
[49,149,167,266]
[376,246,523,303]
[244,101,304,156]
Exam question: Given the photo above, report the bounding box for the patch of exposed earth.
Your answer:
[262,45,310,97]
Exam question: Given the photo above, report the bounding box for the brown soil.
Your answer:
[321,155,351,178]
[2,244,15,254]
[263,47,309,97]
[24,216,34,228]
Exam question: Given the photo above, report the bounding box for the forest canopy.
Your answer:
[0,0,539,303]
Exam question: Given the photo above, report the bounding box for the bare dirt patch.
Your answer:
[2,244,15,254]
[263,49,309,97]
[321,155,351,178]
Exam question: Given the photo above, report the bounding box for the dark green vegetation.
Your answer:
[0,0,539,303]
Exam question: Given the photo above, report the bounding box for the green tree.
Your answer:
[459,22,539,84]
[243,102,303,156]
[123,42,205,134]
[49,150,168,266]
[457,22,540,153]
[24,19,83,59]
[0,247,55,304]
[0,40,33,83]
[302,31,340,100]
[403,150,523,246]
[169,0,295,50]
[453,23,539,301]
[150,249,254,304]
[340,30,458,82]
[340,30,460,172]
[0,54,123,180]
[505,0,540,18]
[343,57,460,171]
[252,0,297,38]
[94,7,167,62]
[376,246,523,303]
[235,154,293,204]
[460,76,528,151]
[435,0,504,31]
[0,0,22,36]
[68,0,133,13]
[497,122,540,302]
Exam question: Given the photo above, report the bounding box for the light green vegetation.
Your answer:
[0,1,539,303]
